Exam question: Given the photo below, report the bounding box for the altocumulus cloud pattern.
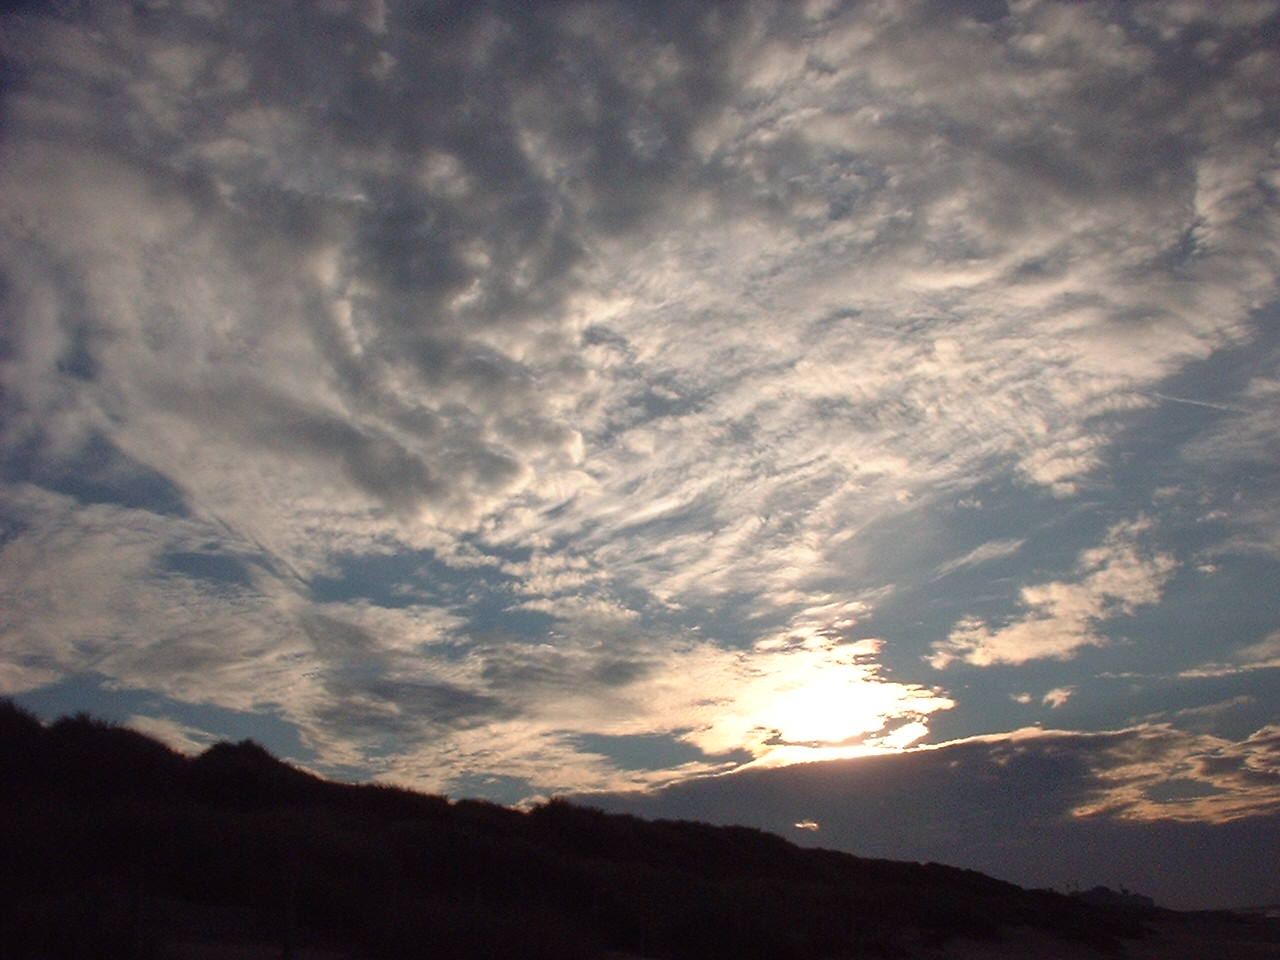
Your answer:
[2,0,1279,907]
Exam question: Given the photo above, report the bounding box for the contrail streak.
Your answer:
[1146,391,1246,413]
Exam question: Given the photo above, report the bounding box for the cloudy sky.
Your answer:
[3,0,1279,908]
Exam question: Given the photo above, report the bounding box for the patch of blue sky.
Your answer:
[878,493,1093,601]
[471,606,559,643]
[1106,554,1280,669]
[1149,674,1280,742]
[0,511,26,548]
[566,731,754,773]
[12,673,317,763]
[861,491,1112,666]
[309,549,473,608]
[923,615,1280,747]
[445,772,535,807]
[159,551,257,589]
[1,432,188,517]
[1144,778,1229,803]
[309,546,558,643]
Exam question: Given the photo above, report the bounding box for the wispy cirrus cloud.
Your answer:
[1181,632,1280,679]
[931,538,1026,580]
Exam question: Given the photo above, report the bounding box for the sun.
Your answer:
[764,671,887,744]
[742,642,949,764]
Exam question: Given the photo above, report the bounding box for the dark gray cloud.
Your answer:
[316,677,507,735]
[477,642,654,697]
[302,610,510,738]
[580,724,1280,909]
[0,0,753,531]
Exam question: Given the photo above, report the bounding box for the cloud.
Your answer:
[580,723,1280,909]
[931,538,1026,579]
[0,485,309,704]
[1042,687,1074,709]
[2,0,1279,813]
[1181,631,1280,679]
[1073,724,1280,824]
[0,485,952,798]
[928,518,1176,667]
[399,632,956,797]
[3,0,726,569]
[1137,696,1261,739]
[125,714,218,756]
[486,0,1280,634]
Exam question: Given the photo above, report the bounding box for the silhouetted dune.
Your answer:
[3,699,1276,959]
[188,739,329,808]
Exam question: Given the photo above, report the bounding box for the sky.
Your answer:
[2,0,1279,909]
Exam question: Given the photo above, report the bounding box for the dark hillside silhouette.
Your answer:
[2,699,1275,959]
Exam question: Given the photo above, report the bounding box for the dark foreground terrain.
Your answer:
[3,700,1276,959]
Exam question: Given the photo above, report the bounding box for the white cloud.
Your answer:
[0,484,321,712]
[929,519,1176,668]
[125,714,218,756]
[1042,687,1074,709]
[2,0,1278,796]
